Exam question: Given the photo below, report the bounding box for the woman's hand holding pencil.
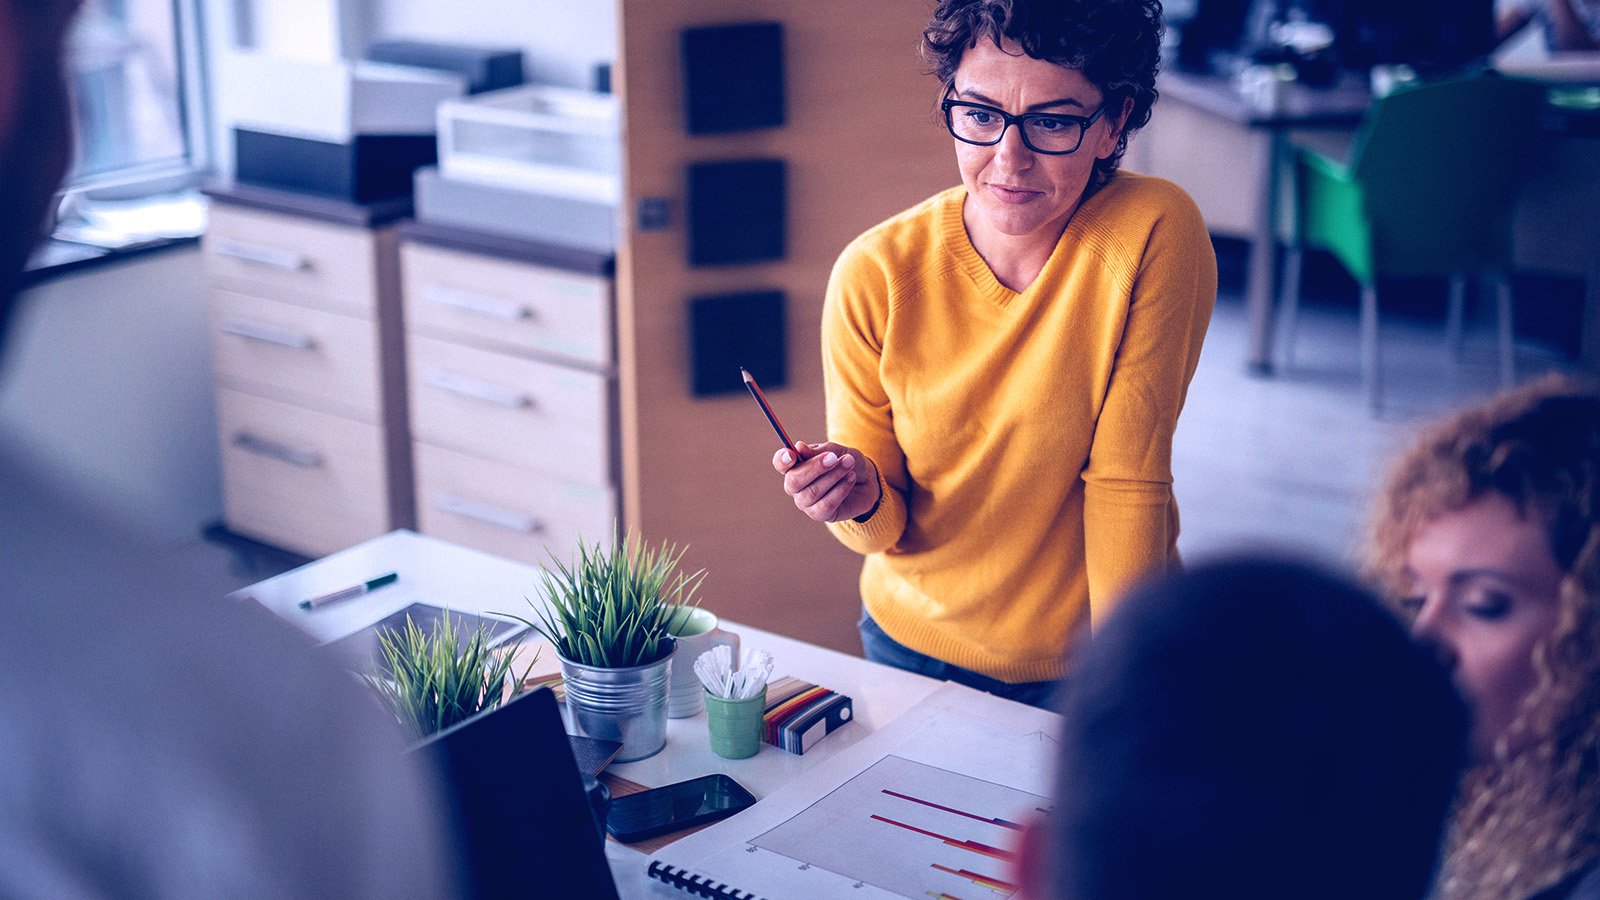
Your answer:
[772,440,881,524]
[741,367,881,524]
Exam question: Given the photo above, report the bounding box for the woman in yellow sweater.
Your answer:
[774,0,1216,706]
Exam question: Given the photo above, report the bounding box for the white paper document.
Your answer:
[643,683,1061,900]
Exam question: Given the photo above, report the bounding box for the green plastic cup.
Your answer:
[704,687,766,759]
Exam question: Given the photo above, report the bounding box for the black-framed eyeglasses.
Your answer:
[940,95,1106,155]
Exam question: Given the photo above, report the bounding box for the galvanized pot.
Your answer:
[559,640,674,762]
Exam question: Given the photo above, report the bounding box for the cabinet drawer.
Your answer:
[205,203,377,314]
[414,441,615,567]
[210,289,381,420]
[217,388,390,557]
[401,242,611,365]
[408,334,611,485]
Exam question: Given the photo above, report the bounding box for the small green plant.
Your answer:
[520,526,705,669]
[366,611,536,741]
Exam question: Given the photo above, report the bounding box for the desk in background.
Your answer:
[1129,67,1600,374]
[1124,70,1370,374]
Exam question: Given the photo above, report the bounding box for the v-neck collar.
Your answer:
[941,187,1083,311]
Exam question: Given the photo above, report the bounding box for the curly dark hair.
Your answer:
[921,0,1164,186]
[1367,374,1600,900]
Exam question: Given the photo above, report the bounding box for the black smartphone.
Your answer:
[605,773,758,843]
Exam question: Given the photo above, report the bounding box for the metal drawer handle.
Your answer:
[214,239,311,272]
[424,369,533,409]
[221,317,316,351]
[231,432,323,468]
[422,285,534,321]
[435,493,543,534]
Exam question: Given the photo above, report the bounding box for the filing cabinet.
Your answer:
[202,186,415,557]
[397,221,617,566]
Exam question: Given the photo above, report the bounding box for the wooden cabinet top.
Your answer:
[397,219,614,277]
[203,182,414,229]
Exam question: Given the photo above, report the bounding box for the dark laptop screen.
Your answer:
[417,688,621,900]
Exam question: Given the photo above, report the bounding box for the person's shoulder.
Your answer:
[1083,170,1207,232]
[1065,172,1214,289]
[1071,171,1211,267]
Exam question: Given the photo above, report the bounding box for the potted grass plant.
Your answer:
[366,611,536,742]
[517,527,704,762]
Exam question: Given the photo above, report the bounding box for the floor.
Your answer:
[1172,291,1570,571]
[2,280,1577,614]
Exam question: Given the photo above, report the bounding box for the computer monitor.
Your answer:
[416,688,621,900]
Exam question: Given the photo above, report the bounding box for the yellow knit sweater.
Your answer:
[822,172,1216,683]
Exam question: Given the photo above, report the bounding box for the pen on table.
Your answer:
[299,572,399,610]
[740,366,798,458]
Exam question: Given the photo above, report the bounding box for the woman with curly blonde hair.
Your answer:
[1369,375,1600,900]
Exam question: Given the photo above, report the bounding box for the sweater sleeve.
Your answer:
[821,240,910,555]
[1082,189,1217,628]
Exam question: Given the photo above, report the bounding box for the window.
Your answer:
[63,0,207,191]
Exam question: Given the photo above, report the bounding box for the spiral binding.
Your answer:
[646,860,769,900]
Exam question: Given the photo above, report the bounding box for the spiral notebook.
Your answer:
[641,684,1059,900]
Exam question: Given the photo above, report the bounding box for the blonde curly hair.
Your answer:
[1367,375,1600,900]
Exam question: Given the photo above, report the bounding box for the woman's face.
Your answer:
[948,39,1123,250]
[1403,493,1565,762]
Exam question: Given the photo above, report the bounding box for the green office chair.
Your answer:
[1276,74,1548,414]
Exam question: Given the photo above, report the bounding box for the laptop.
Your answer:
[416,687,622,900]
[324,603,526,677]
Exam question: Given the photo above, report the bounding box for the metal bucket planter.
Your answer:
[560,639,675,762]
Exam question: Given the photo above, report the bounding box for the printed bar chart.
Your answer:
[931,863,1017,893]
[869,813,1015,860]
[882,789,1026,830]
[749,755,1047,899]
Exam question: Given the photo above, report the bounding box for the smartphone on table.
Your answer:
[605,773,758,843]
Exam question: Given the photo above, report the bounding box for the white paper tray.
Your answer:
[217,53,467,143]
[437,85,621,203]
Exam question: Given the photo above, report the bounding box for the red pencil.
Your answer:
[740,367,798,456]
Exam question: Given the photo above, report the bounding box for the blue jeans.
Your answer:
[858,611,1059,710]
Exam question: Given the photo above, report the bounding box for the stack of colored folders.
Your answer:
[761,677,853,755]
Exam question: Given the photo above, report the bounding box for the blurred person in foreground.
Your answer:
[0,1,455,896]
[1370,376,1600,900]
[1012,557,1468,900]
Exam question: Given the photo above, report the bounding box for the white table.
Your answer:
[236,529,947,897]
